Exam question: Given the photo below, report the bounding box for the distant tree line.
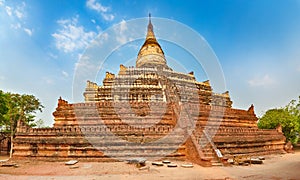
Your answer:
[258,96,300,145]
[0,90,44,158]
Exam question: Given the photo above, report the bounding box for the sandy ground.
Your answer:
[0,152,299,180]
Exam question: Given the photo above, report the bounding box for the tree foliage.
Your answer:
[0,90,8,126]
[2,92,44,132]
[32,119,46,128]
[0,91,44,158]
[258,97,300,144]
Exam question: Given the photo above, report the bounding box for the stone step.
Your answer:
[103,150,185,156]
[93,145,185,151]
[211,162,223,166]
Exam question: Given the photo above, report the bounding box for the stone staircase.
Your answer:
[199,130,223,166]
[162,76,224,166]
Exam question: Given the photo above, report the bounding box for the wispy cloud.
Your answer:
[52,15,97,53]
[15,9,23,19]
[101,13,114,21]
[5,2,26,20]
[11,23,21,29]
[248,74,276,87]
[23,28,32,36]
[62,71,69,77]
[42,77,55,85]
[114,20,128,44]
[48,52,58,59]
[74,55,99,73]
[86,0,108,13]
[5,6,12,16]
[2,2,32,36]
[86,0,114,21]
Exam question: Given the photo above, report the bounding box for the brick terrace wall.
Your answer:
[13,100,185,161]
[13,99,286,164]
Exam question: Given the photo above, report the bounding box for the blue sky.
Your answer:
[1,0,300,126]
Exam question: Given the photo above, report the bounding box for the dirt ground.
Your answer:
[0,151,299,180]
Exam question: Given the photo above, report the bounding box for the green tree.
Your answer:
[258,97,300,145]
[0,90,8,127]
[32,119,46,128]
[3,92,44,158]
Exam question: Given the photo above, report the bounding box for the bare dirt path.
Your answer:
[0,152,299,180]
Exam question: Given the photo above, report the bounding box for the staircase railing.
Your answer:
[202,129,224,165]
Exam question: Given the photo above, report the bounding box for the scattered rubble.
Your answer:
[228,156,264,166]
[152,160,194,168]
[162,160,171,164]
[248,158,263,164]
[1,163,18,168]
[65,160,78,165]
[181,164,194,168]
[152,162,164,166]
[139,166,150,171]
[126,158,146,167]
[167,164,177,168]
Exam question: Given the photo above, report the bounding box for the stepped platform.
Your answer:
[13,99,285,166]
[13,14,286,166]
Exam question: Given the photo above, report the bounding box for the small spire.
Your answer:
[147,13,154,39]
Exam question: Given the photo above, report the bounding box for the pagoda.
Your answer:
[13,15,286,166]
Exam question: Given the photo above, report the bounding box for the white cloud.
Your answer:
[52,16,97,53]
[74,57,99,76]
[86,0,114,21]
[96,25,101,32]
[89,32,108,48]
[248,74,276,87]
[5,6,12,16]
[11,23,21,29]
[23,28,32,36]
[119,19,127,32]
[15,2,26,20]
[62,71,69,77]
[77,53,83,61]
[5,3,25,19]
[75,57,95,71]
[101,32,108,40]
[48,52,58,59]
[114,20,128,44]
[102,13,114,21]
[86,0,108,13]
[91,19,96,24]
[42,77,55,85]
[15,9,23,19]
[3,2,32,35]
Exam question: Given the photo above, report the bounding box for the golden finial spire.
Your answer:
[136,13,167,68]
[146,13,154,40]
[149,13,152,24]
